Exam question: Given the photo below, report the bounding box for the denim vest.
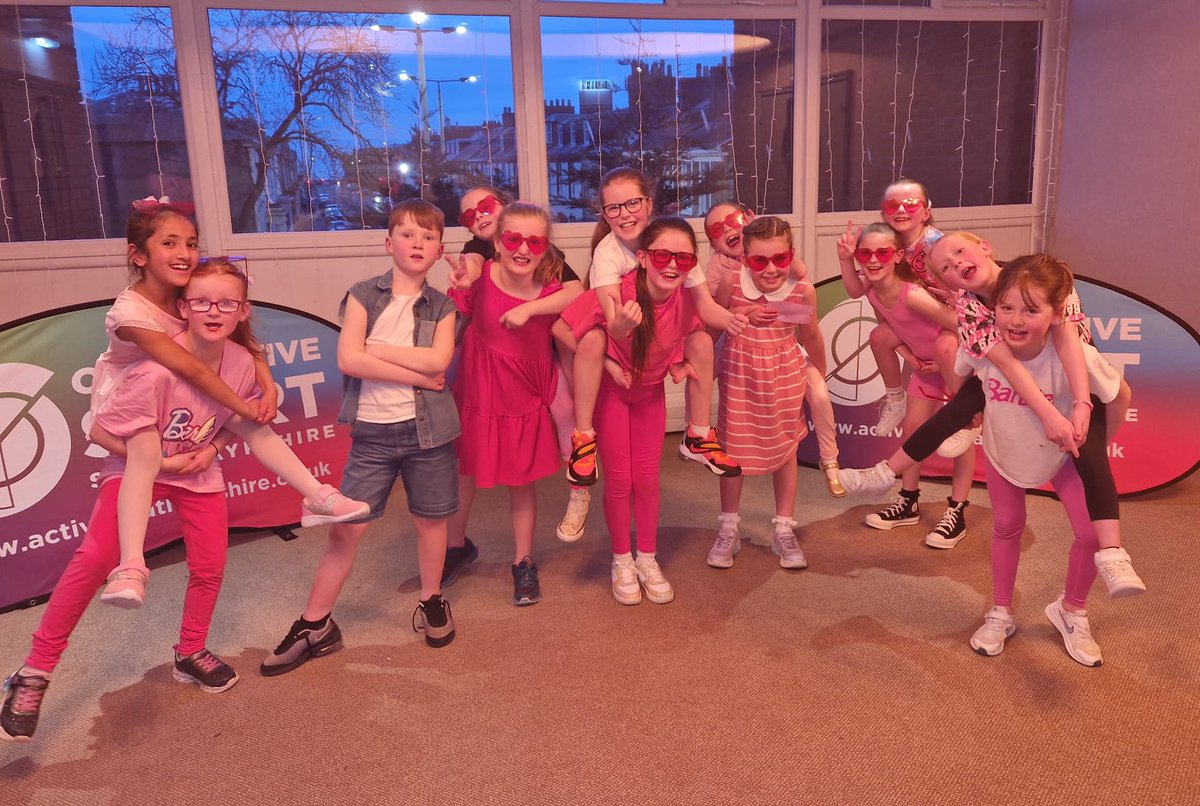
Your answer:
[337,270,461,449]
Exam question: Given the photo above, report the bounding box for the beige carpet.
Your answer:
[2,438,1198,805]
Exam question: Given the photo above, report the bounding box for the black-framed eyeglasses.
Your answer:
[600,196,649,219]
[184,298,245,313]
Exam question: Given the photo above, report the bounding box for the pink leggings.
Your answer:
[984,457,1098,610]
[27,479,228,672]
[595,375,665,555]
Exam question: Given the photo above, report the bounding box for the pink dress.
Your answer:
[718,277,809,474]
[450,262,561,488]
[868,282,947,401]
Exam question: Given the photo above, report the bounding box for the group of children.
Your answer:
[0,173,1147,744]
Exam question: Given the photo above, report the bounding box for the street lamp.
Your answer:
[398,71,478,150]
[370,13,467,155]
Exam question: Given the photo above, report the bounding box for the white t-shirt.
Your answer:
[91,288,186,419]
[956,340,1121,488]
[358,292,418,423]
[589,231,706,289]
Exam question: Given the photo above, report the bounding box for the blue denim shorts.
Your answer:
[341,419,459,520]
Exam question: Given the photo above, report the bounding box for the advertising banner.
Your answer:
[0,302,350,611]
[798,276,1200,495]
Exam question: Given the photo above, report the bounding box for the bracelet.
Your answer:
[1072,400,1094,410]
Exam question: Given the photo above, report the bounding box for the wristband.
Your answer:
[1072,399,1094,410]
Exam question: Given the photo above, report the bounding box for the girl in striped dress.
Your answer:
[708,216,827,570]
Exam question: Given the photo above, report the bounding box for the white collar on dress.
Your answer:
[739,268,797,302]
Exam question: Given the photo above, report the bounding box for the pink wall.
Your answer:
[1052,0,1199,327]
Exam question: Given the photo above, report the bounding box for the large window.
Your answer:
[0,6,190,242]
[0,2,1060,246]
[208,9,515,233]
[819,19,1041,212]
[540,16,795,222]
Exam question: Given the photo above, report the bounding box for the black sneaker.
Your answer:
[413,595,456,648]
[925,498,969,549]
[865,490,920,530]
[441,537,479,587]
[512,556,542,606]
[173,649,239,693]
[2,670,49,742]
[259,617,343,677]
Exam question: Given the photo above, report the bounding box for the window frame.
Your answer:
[0,0,1066,274]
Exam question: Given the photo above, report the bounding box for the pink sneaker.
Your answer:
[100,564,149,609]
[300,484,369,527]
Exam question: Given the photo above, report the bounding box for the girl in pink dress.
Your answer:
[560,217,726,606]
[708,216,827,571]
[839,224,976,549]
[447,202,578,606]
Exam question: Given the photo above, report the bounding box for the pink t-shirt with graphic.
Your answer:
[562,272,702,386]
[93,336,259,493]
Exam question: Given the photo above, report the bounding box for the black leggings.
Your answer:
[901,376,1119,521]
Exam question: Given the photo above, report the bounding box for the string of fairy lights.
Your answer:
[0,7,1067,245]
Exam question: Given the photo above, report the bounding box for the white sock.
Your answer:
[613,552,633,563]
[885,386,905,399]
[687,423,709,438]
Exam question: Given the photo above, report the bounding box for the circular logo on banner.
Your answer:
[0,363,72,518]
[821,297,885,407]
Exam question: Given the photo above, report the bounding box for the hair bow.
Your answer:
[131,195,195,216]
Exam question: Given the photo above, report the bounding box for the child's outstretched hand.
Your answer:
[1070,403,1091,447]
[745,304,779,326]
[667,360,698,385]
[252,391,278,424]
[1042,409,1080,457]
[726,312,750,336]
[445,254,473,290]
[604,357,632,389]
[836,219,861,264]
[499,303,532,330]
[609,300,643,337]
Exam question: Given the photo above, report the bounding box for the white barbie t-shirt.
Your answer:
[956,340,1121,489]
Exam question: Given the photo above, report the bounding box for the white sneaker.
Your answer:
[969,607,1016,656]
[707,515,741,569]
[634,556,674,604]
[1093,547,1146,597]
[611,558,642,606]
[771,517,807,569]
[936,426,982,458]
[837,460,897,496]
[556,487,590,543]
[875,392,907,435]
[1044,595,1103,667]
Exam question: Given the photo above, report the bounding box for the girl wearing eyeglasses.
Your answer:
[704,217,827,569]
[1,260,269,741]
[446,202,578,606]
[560,217,737,605]
[89,200,367,611]
[558,168,749,517]
[837,224,976,548]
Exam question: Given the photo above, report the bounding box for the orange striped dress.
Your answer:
[717,278,810,474]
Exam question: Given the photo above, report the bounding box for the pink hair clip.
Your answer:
[131,195,195,216]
